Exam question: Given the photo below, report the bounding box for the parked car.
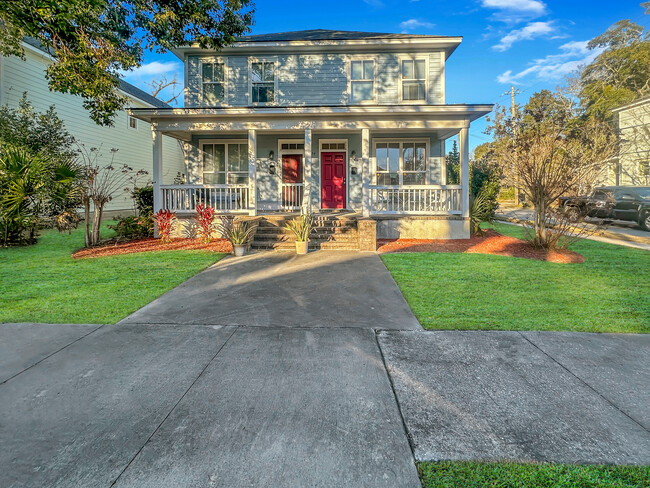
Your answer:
[558,186,650,230]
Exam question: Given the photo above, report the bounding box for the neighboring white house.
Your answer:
[609,96,650,187]
[131,29,492,240]
[0,38,186,213]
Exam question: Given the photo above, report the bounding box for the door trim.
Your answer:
[319,139,348,209]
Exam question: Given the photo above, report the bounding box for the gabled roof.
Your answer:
[22,37,171,109]
[236,29,454,43]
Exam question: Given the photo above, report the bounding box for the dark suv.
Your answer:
[559,186,650,230]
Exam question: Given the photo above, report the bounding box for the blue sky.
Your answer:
[122,0,649,152]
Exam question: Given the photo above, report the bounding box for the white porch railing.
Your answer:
[369,185,462,214]
[161,184,250,213]
[280,183,304,211]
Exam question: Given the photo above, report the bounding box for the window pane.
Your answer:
[203,83,224,104]
[228,144,240,172]
[252,63,263,83]
[418,82,425,100]
[228,173,248,185]
[204,172,225,184]
[376,144,388,172]
[415,59,426,80]
[363,60,374,79]
[388,143,399,173]
[403,83,423,100]
[214,63,224,81]
[202,63,213,82]
[377,173,391,186]
[404,173,426,185]
[239,144,248,171]
[415,143,426,171]
[403,144,415,171]
[214,144,225,172]
[351,81,373,102]
[263,62,275,81]
[402,60,413,79]
[351,61,362,80]
[203,144,214,172]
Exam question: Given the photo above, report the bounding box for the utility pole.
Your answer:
[503,85,520,205]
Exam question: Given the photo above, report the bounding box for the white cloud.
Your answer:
[497,40,602,84]
[121,61,181,78]
[399,19,436,32]
[493,21,555,51]
[482,0,546,15]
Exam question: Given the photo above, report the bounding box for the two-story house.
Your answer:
[609,97,650,187]
[130,29,492,243]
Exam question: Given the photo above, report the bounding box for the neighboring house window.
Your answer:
[127,116,137,130]
[202,62,225,105]
[375,141,427,185]
[202,142,248,184]
[251,61,275,103]
[401,59,426,101]
[639,160,650,177]
[350,60,374,103]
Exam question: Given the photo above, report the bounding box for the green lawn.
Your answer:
[418,461,650,488]
[0,225,224,324]
[382,223,650,333]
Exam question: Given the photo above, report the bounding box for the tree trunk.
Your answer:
[532,197,547,248]
[91,203,103,246]
[84,200,91,247]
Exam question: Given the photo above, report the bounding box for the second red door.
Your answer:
[321,152,346,209]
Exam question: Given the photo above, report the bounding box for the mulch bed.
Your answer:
[377,229,585,263]
[72,238,233,259]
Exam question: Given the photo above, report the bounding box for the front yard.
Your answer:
[382,223,649,333]
[0,225,224,324]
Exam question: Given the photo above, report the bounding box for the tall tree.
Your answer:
[0,0,254,125]
[446,140,460,184]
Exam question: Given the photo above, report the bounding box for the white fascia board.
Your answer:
[611,96,650,113]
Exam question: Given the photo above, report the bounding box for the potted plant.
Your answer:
[285,213,313,255]
[217,216,256,256]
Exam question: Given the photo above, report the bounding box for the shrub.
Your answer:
[132,186,153,215]
[152,209,176,244]
[108,214,153,240]
[195,203,216,243]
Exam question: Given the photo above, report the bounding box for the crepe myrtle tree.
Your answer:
[488,89,616,249]
[0,0,254,125]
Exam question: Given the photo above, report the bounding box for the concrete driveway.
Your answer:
[120,250,421,329]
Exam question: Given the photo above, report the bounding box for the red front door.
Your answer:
[321,152,346,209]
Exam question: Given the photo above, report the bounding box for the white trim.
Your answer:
[127,115,138,131]
[347,55,378,105]
[247,56,279,106]
[199,138,248,184]
[398,55,429,104]
[319,138,349,209]
[198,56,228,107]
[372,138,430,185]
[439,50,445,104]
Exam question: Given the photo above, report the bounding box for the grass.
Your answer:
[0,224,224,324]
[381,222,650,333]
[418,461,650,488]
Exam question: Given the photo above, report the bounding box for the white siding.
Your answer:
[185,51,445,108]
[0,47,186,211]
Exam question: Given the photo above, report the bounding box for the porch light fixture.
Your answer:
[350,150,357,160]
[268,150,275,161]
[269,163,276,175]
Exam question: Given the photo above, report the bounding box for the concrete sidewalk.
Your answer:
[120,250,421,330]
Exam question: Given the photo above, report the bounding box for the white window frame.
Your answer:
[200,58,227,106]
[199,139,248,185]
[372,138,430,186]
[399,56,429,104]
[127,115,138,131]
[348,56,377,104]
[248,57,278,105]
[319,139,349,209]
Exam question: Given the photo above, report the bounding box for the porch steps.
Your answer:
[251,215,360,251]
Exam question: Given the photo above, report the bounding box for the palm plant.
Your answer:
[470,182,498,236]
[216,215,256,246]
[285,213,314,242]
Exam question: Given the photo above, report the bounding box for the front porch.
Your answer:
[134,104,489,239]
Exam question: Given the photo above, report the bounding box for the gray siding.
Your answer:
[185,51,445,108]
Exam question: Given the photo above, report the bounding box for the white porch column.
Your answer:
[303,128,312,212]
[361,128,370,217]
[248,129,257,216]
[152,128,163,213]
[459,125,470,218]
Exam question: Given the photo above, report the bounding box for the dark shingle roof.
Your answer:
[236,29,454,43]
[23,37,170,109]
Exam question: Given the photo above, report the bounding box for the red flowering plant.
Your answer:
[152,209,177,244]
[195,203,216,243]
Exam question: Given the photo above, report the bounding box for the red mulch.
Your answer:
[72,238,233,259]
[377,229,584,263]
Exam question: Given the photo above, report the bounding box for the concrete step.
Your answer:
[251,241,360,251]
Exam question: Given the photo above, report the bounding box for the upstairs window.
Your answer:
[350,60,374,103]
[202,62,225,105]
[127,115,137,130]
[401,59,426,101]
[375,141,427,185]
[202,142,248,184]
[251,61,275,103]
